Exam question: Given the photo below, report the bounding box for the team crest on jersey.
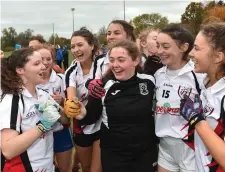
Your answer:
[203,102,214,117]
[139,82,149,95]
[52,87,61,94]
[178,85,192,98]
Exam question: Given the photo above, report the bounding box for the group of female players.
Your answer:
[0,19,225,172]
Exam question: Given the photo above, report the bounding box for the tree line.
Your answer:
[1,0,224,51]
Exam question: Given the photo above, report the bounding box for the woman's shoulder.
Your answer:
[137,73,155,85]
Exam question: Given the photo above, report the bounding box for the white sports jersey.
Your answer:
[0,88,55,172]
[37,70,65,97]
[154,60,204,143]
[195,76,225,172]
[37,70,65,132]
[93,53,109,79]
[65,61,101,134]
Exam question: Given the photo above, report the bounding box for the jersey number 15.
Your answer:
[162,90,170,98]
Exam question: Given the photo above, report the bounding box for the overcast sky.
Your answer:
[1,0,197,39]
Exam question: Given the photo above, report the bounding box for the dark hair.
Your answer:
[1,48,35,101]
[109,20,136,42]
[161,24,194,60]
[30,34,46,44]
[104,40,142,78]
[200,22,225,78]
[71,27,98,57]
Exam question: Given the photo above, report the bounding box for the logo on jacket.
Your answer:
[139,82,149,95]
[111,90,120,95]
[178,85,192,98]
[203,101,214,117]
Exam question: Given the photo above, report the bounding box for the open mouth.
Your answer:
[39,72,44,77]
[113,68,123,75]
[75,54,84,59]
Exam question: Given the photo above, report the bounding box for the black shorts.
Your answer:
[73,131,100,147]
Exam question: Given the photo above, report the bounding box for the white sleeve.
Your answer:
[57,74,65,98]
[64,65,77,90]
[93,56,105,79]
[0,94,21,133]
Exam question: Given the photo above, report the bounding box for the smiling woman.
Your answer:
[64,28,101,172]
[76,40,158,172]
[154,24,205,172]
[0,48,61,172]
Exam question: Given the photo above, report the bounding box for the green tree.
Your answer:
[181,2,205,35]
[96,26,107,45]
[131,13,169,35]
[1,27,18,50]
[48,34,70,47]
[16,28,34,47]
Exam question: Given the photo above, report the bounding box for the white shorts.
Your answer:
[158,137,195,172]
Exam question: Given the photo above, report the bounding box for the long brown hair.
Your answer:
[104,40,142,79]
[1,48,35,101]
[200,22,225,79]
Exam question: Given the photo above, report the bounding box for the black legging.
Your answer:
[63,57,68,70]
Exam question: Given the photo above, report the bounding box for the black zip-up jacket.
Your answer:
[79,73,157,151]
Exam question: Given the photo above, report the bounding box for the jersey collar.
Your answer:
[76,61,94,76]
[159,60,194,76]
[49,70,57,83]
[203,76,225,94]
[22,87,45,98]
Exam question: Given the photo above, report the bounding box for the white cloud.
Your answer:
[1,1,193,39]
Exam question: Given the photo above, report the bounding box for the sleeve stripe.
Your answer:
[93,54,105,79]
[10,95,20,130]
[65,63,77,88]
[137,73,155,85]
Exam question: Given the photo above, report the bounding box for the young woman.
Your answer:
[0,48,63,171]
[180,22,225,171]
[87,20,142,99]
[64,28,101,172]
[138,28,163,75]
[35,45,73,172]
[154,24,204,172]
[76,40,158,172]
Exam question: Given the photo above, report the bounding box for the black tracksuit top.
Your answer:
[79,73,157,151]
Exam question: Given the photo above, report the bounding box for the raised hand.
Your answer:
[64,98,81,118]
[180,94,205,127]
[35,100,61,133]
[87,79,105,99]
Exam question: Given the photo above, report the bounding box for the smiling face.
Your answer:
[17,51,46,85]
[109,47,139,81]
[38,48,53,73]
[189,32,215,74]
[71,36,93,62]
[157,33,186,69]
[107,23,128,47]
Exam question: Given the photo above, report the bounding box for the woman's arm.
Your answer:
[195,120,225,170]
[1,127,42,160]
[78,95,102,125]
[66,87,77,99]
